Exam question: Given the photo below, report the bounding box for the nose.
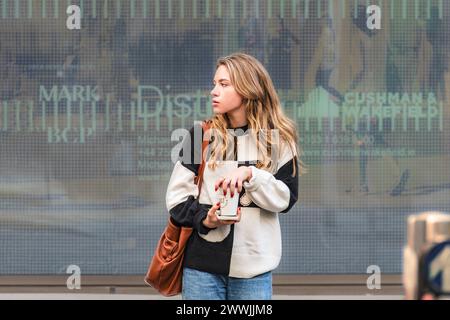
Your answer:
[210,85,219,97]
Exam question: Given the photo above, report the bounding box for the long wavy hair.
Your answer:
[206,53,304,176]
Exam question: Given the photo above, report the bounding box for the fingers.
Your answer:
[208,201,221,216]
[215,176,244,196]
[229,178,236,197]
[236,179,243,194]
[221,178,231,196]
[215,177,231,196]
[235,207,242,222]
[203,202,221,229]
[219,207,242,225]
[220,220,236,225]
[214,177,225,192]
[210,206,242,227]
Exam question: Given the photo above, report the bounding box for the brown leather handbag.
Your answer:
[144,121,211,296]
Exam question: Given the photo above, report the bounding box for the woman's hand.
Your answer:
[214,166,252,197]
[202,202,241,229]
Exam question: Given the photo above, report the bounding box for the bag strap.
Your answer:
[194,120,211,193]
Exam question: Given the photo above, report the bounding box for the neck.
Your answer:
[227,106,247,129]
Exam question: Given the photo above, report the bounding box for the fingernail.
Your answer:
[216,202,220,206]
[224,191,226,196]
[215,186,217,191]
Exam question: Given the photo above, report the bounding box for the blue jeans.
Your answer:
[182,267,272,300]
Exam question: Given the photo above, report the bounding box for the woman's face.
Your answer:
[210,65,243,115]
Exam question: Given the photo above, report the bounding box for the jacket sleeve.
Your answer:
[165,124,215,234]
[242,143,299,213]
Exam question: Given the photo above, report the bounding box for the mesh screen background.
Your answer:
[1,0,450,275]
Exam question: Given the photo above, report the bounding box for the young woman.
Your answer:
[165,53,302,300]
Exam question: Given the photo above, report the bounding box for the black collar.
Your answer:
[231,124,248,130]
[230,124,249,136]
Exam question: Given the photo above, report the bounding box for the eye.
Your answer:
[221,83,228,87]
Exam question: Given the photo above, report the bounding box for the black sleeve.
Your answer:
[170,197,215,234]
[274,157,299,213]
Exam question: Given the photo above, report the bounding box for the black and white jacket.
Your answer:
[166,122,299,278]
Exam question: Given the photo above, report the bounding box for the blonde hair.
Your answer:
[207,52,304,176]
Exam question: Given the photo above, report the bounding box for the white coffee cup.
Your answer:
[215,188,239,220]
